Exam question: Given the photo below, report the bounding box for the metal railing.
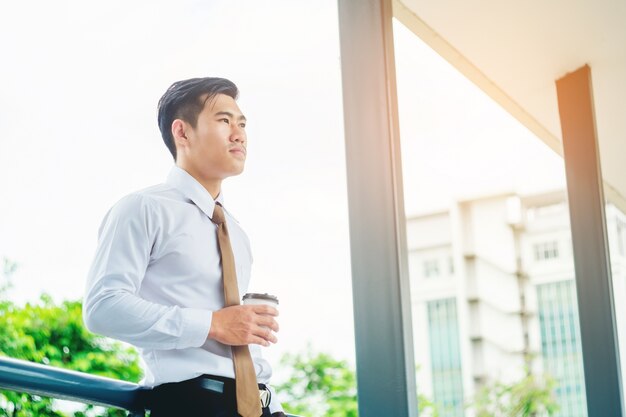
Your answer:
[0,356,298,417]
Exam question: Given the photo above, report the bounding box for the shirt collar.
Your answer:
[166,166,224,220]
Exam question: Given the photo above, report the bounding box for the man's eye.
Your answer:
[220,118,230,124]
[239,123,246,128]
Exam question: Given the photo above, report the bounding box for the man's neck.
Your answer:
[176,163,222,200]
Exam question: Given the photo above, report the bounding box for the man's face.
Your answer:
[182,93,247,181]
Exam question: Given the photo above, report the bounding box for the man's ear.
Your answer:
[172,119,189,152]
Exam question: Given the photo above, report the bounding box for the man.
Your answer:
[83,77,286,417]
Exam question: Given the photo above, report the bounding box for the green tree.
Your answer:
[472,372,559,417]
[275,347,440,417]
[0,259,142,417]
[276,347,358,417]
[417,393,440,417]
[413,364,440,417]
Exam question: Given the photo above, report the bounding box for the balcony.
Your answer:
[0,356,299,417]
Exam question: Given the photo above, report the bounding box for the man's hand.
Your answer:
[208,304,279,347]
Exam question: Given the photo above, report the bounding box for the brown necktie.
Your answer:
[211,203,262,417]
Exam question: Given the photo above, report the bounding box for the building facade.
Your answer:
[407,191,626,417]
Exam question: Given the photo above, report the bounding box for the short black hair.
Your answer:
[157,77,239,160]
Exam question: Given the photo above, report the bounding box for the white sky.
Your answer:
[0,0,566,370]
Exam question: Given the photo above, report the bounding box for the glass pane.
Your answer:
[428,298,465,416]
[606,201,626,404]
[536,281,586,417]
[0,2,354,416]
[393,18,588,417]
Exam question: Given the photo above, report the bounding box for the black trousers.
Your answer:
[150,375,274,417]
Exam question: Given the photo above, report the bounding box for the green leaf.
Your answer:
[0,289,142,417]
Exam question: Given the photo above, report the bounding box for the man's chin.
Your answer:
[224,165,245,178]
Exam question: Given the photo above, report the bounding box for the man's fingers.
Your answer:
[257,315,279,332]
[249,336,271,347]
[250,304,279,316]
[252,326,278,344]
[209,305,279,346]
[264,330,278,344]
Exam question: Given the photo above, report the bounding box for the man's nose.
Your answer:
[231,127,246,143]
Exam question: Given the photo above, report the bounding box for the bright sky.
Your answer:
[0,0,566,371]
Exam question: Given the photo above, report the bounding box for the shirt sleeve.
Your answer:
[83,194,212,350]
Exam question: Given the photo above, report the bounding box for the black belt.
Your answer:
[181,374,272,408]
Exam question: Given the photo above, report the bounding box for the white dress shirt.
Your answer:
[83,166,282,412]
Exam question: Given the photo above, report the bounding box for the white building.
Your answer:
[407,190,626,417]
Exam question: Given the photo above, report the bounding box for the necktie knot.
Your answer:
[212,203,226,225]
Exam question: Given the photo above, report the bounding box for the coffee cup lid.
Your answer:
[242,293,279,304]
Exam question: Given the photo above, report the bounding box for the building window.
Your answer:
[534,241,560,261]
[423,259,440,278]
[537,280,587,417]
[427,298,464,417]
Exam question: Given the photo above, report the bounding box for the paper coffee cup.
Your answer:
[242,293,279,308]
